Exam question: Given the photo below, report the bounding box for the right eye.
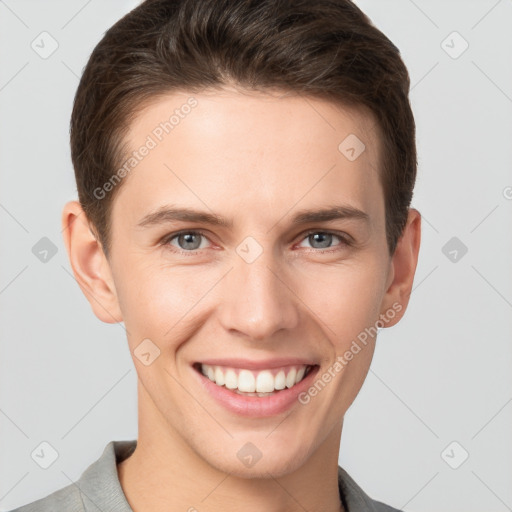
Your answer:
[161,230,212,254]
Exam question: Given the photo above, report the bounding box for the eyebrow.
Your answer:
[137,204,370,229]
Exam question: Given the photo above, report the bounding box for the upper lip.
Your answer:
[195,358,318,370]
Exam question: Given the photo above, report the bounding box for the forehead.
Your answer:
[113,88,383,230]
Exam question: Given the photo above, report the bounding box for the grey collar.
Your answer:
[75,440,397,512]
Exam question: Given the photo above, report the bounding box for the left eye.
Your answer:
[297,231,348,250]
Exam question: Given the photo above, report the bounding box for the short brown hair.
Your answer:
[70,0,416,258]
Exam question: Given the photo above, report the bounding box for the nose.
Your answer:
[217,247,300,341]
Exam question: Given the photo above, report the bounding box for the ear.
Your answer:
[379,208,421,327]
[61,200,123,323]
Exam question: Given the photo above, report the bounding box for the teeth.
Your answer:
[285,368,297,388]
[214,366,225,386]
[233,389,275,397]
[225,369,237,389]
[274,370,286,390]
[238,370,256,392]
[256,370,275,393]
[199,363,312,393]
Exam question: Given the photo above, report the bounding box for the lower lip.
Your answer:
[193,365,320,417]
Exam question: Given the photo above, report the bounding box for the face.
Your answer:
[69,87,416,478]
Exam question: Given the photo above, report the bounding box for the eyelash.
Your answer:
[160,229,352,255]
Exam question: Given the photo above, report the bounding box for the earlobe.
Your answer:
[379,208,422,327]
[61,200,123,324]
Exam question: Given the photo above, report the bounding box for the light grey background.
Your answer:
[1,1,511,511]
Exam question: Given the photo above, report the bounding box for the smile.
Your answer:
[194,362,315,396]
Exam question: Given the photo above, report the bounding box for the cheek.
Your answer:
[293,256,386,343]
[115,260,216,346]
[115,246,387,353]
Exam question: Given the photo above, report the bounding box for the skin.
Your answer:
[62,86,421,512]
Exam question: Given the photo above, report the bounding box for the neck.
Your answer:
[117,382,345,512]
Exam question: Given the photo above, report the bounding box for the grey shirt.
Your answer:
[9,440,403,512]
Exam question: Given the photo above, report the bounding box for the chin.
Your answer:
[199,438,313,479]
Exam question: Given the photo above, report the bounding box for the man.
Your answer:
[10,0,420,510]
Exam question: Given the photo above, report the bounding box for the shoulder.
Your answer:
[338,465,403,512]
[6,439,136,512]
[7,483,84,512]
[369,499,404,512]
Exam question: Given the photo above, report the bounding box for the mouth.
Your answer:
[192,362,318,397]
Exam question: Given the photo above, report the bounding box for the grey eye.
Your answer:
[304,232,337,249]
[170,232,206,251]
